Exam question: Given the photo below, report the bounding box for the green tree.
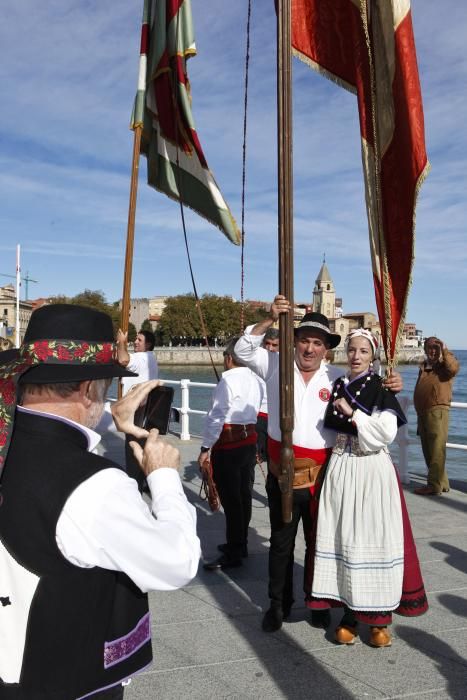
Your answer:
[140,318,153,332]
[127,322,137,343]
[158,293,269,345]
[157,294,200,344]
[48,289,122,335]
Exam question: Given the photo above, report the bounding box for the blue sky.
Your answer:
[1,1,466,348]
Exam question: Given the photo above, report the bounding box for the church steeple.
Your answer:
[316,254,332,284]
[312,255,336,318]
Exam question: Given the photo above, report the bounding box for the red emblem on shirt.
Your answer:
[319,388,331,402]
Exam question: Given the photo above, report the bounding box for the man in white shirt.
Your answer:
[234,295,402,633]
[198,337,263,570]
[117,329,159,395]
[0,304,200,700]
[256,328,279,465]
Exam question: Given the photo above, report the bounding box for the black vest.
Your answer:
[0,411,152,700]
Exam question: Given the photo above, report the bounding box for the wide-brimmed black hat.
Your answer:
[10,304,137,384]
[294,312,341,349]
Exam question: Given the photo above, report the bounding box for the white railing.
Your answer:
[161,378,467,484]
[162,378,216,441]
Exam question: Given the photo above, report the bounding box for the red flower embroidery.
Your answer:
[33,340,54,361]
[82,343,90,351]
[95,343,113,363]
[74,347,85,358]
[0,379,15,405]
[57,345,72,361]
[0,418,5,430]
[0,433,7,447]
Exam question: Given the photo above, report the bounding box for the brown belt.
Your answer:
[269,457,324,489]
[215,423,256,447]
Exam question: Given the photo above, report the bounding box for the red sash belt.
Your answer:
[268,437,331,466]
[257,412,268,419]
[213,423,257,451]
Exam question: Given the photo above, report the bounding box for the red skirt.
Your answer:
[305,466,428,626]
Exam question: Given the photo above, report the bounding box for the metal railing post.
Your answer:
[179,379,191,440]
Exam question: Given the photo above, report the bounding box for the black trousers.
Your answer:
[266,474,315,611]
[211,443,256,560]
[256,415,269,464]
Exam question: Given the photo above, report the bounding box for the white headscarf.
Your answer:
[344,328,379,357]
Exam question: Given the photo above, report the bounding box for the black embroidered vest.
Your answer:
[0,411,152,700]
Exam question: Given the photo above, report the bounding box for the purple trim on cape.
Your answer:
[103,612,151,669]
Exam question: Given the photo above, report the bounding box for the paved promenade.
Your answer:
[100,431,467,700]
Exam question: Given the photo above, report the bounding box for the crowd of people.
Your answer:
[0,298,459,697]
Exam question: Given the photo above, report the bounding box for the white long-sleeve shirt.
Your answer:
[234,326,343,450]
[353,407,398,452]
[18,407,200,593]
[202,366,264,448]
[121,350,159,395]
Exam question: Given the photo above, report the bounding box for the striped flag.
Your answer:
[292,0,429,364]
[132,0,241,245]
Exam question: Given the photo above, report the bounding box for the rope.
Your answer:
[171,9,220,382]
[239,0,252,332]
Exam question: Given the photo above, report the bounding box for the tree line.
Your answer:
[49,291,269,346]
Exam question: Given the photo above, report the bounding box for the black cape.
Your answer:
[324,371,407,437]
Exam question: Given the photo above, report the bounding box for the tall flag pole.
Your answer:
[15,244,21,348]
[119,4,148,345]
[291,0,429,367]
[132,0,241,245]
[277,0,295,524]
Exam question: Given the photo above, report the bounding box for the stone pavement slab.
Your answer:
[100,432,467,700]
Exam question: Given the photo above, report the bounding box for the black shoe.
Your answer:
[217,543,248,558]
[310,609,331,629]
[203,555,243,571]
[262,605,284,633]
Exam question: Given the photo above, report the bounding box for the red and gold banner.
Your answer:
[292,0,429,364]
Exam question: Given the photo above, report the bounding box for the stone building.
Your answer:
[0,284,33,346]
[311,261,421,349]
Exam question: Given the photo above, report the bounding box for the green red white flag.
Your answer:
[132,0,241,245]
[292,0,429,364]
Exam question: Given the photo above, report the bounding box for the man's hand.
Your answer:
[271,295,291,321]
[116,328,130,366]
[198,450,210,471]
[130,429,180,476]
[116,328,128,345]
[111,379,160,438]
[383,370,403,393]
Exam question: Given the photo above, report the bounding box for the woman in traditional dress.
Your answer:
[307,329,428,647]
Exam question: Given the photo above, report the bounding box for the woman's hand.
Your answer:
[333,397,353,417]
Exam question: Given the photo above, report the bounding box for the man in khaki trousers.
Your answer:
[413,337,459,495]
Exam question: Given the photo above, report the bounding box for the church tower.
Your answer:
[312,256,336,319]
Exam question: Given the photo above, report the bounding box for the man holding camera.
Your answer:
[413,336,459,495]
[0,304,200,700]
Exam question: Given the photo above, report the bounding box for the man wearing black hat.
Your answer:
[0,304,200,699]
[235,295,402,633]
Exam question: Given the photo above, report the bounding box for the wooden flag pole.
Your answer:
[277,0,294,524]
[119,124,143,397]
